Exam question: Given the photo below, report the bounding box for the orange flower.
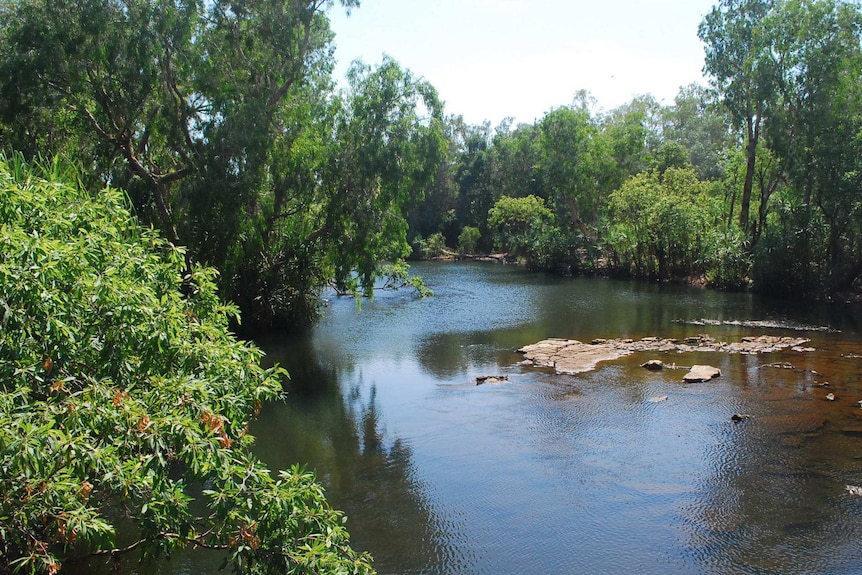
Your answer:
[111,391,128,407]
[78,481,93,500]
[137,415,151,431]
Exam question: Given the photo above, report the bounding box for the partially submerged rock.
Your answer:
[517,338,633,376]
[642,359,664,371]
[518,334,814,376]
[682,365,721,383]
[476,375,508,385]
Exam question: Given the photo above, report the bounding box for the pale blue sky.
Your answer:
[329,0,718,126]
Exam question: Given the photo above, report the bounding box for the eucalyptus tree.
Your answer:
[661,83,734,181]
[699,0,777,238]
[451,121,495,248]
[536,106,614,237]
[601,95,663,179]
[0,0,355,249]
[320,57,447,297]
[0,0,446,328]
[762,0,862,291]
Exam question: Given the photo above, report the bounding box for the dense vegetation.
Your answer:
[0,156,373,573]
[1,0,861,326]
[0,0,444,330]
[410,0,862,300]
[0,0,861,572]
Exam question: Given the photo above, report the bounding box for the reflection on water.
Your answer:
[252,262,862,575]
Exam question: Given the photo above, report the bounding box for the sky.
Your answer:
[328,0,719,127]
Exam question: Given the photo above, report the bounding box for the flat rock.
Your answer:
[518,335,813,376]
[517,338,632,375]
[682,365,721,382]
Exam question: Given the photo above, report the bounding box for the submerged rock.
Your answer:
[476,375,508,385]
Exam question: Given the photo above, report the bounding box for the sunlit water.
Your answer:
[145,262,862,575]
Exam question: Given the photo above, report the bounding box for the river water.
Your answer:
[250,261,862,575]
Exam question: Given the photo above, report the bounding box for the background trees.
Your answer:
[0,0,443,330]
[406,0,862,299]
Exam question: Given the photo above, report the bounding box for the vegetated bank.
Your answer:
[0,155,374,575]
[2,0,862,332]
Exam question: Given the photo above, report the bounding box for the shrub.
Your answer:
[457,226,481,254]
[0,155,373,574]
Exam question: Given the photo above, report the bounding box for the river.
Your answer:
[150,261,862,574]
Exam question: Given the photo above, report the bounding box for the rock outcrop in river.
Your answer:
[518,335,814,376]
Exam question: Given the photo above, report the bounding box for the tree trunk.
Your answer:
[740,110,760,236]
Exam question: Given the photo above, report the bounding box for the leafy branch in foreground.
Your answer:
[0,155,374,574]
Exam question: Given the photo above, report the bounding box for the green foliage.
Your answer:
[0,0,442,331]
[704,227,752,290]
[457,226,481,255]
[607,167,728,281]
[487,195,556,262]
[410,232,447,261]
[0,156,373,574]
[378,262,433,297]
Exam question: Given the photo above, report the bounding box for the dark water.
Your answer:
[137,261,862,575]
[244,262,862,575]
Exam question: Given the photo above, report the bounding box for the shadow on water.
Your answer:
[252,333,470,575]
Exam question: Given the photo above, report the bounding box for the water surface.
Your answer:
[252,262,862,575]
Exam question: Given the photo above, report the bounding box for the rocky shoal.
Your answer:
[518,334,814,376]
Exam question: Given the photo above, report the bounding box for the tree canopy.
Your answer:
[0,0,441,330]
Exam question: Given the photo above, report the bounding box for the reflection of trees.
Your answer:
[416,327,543,380]
[680,360,862,573]
[251,336,453,575]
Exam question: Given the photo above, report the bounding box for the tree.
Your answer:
[763,0,862,292]
[457,226,481,255]
[450,121,495,249]
[661,83,734,181]
[699,0,777,238]
[319,57,446,296]
[606,167,725,280]
[0,156,373,574]
[536,107,604,233]
[0,0,442,330]
[487,194,555,263]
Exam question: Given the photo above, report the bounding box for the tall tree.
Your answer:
[0,0,445,329]
[699,0,777,239]
[764,0,862,291]
[661,83,734,181]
